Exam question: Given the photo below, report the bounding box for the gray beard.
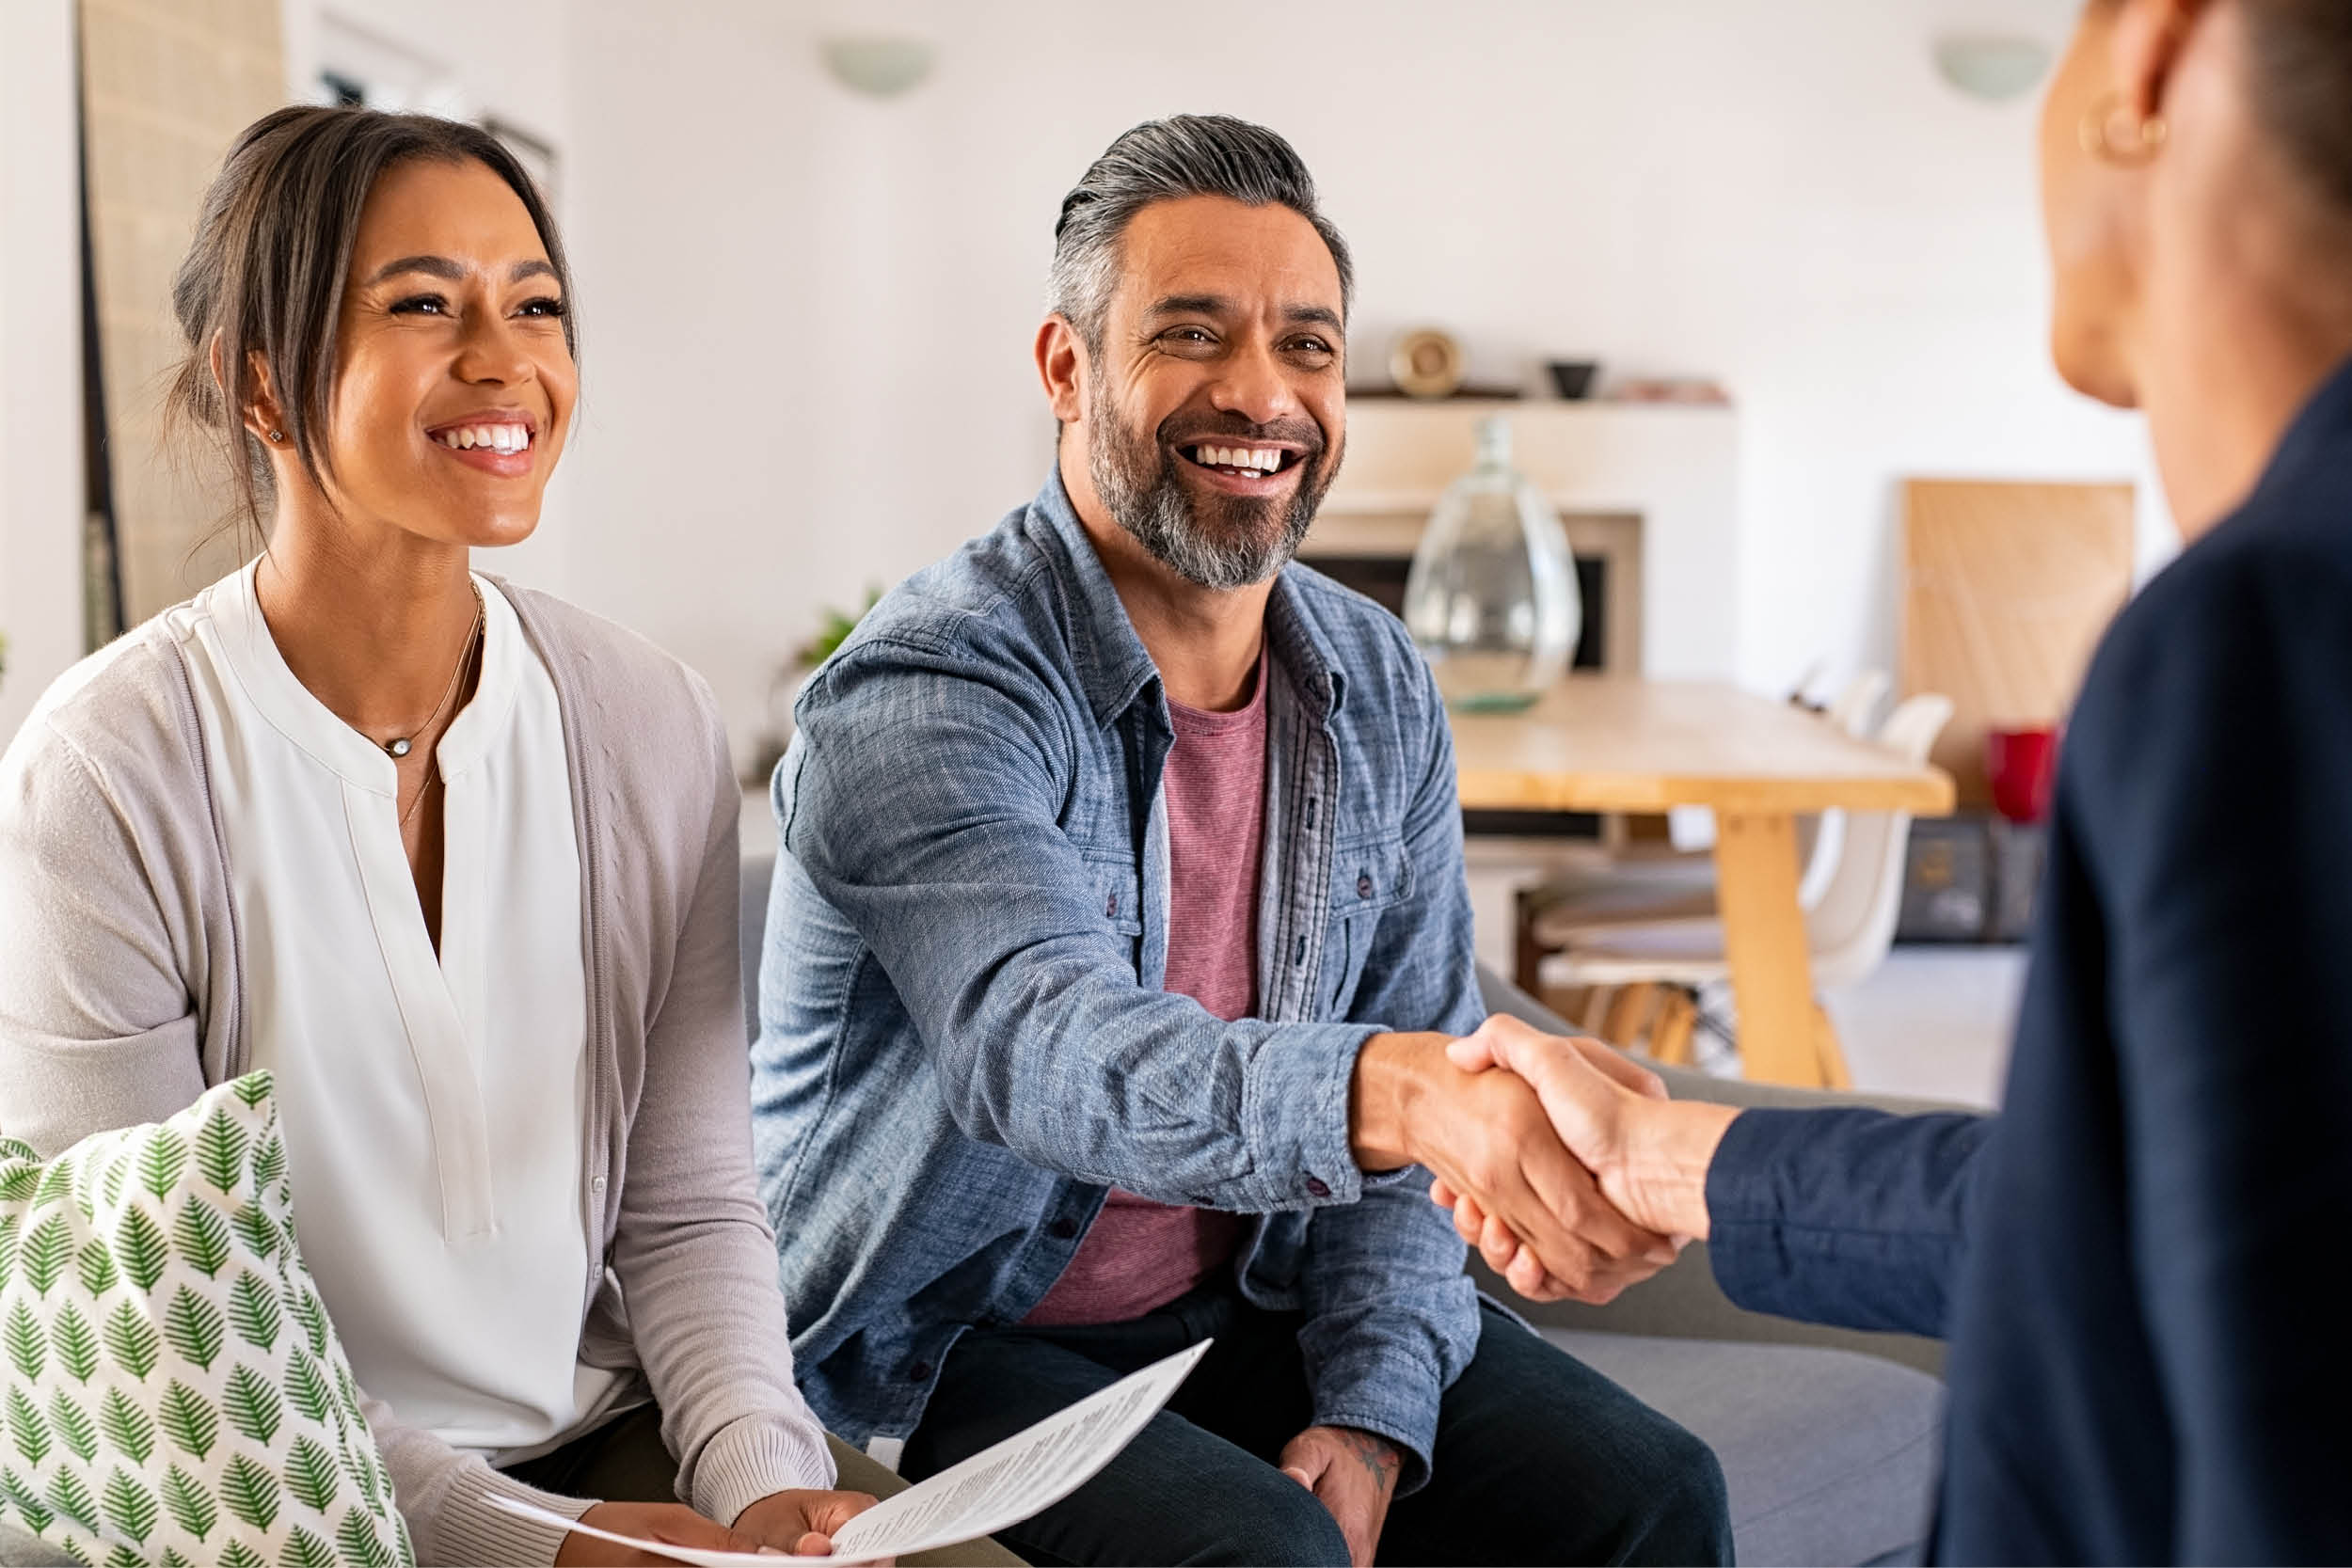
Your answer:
[1087,390,1332,592]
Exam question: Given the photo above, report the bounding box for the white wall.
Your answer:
[0,0,87,740]
[548,0,2164,764]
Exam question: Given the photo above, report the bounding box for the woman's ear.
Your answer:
[211,335,286,445]
[2112,0,2205,121]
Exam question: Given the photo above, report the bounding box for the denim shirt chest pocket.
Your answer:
[1323,833,1412,1017]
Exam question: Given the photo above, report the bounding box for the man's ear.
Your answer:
[1036,315,1087,427]
[2112,0,2204,122]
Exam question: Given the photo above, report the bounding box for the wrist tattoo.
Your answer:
[1335,1426,1402,1493]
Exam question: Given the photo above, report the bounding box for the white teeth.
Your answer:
[1191,444,1284,473]
[435,423,529,452]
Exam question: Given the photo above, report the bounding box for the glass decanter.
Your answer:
[1403,415,1581,712]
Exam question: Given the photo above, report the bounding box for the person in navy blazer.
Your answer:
[1430,0,2352,1560]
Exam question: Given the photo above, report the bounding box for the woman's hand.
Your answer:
[555,1500,767,1565]
[736,1486,884,1560]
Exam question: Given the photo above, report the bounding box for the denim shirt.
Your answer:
[753,470,1483,1488]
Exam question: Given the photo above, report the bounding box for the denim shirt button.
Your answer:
[1186,1193,1214,1207]
[1305,1177,1332,1198]
[1048,1218,1078,1241]
[1357,873,1373,898]
[908,1361,933,1383]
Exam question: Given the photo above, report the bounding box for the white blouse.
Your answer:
[174,562,626,1459]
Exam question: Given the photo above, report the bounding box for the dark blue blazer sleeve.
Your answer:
[1704,1106,1991,1338]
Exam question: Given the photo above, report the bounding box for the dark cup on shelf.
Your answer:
[1548,360,1600,399]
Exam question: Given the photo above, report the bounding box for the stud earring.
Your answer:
[266,429,284,443]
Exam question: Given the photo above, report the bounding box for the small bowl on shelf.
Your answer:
[1547,360,1600,400]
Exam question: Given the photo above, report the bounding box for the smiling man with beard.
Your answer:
[751,116,1730,1568]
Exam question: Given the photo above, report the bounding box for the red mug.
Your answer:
[1986,726,2059,824]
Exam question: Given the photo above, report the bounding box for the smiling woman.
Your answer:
[0,106,890,1567]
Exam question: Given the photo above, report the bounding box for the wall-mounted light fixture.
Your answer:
[1932,35,2053,103]
[819,36,936,99]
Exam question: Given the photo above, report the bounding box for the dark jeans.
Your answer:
[905,1286,1732,1567]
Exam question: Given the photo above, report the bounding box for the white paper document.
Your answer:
[490,1338,1211,1565]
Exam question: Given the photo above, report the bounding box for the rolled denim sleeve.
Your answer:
[783,629,1377,1212]
[1295,672,1484,1492]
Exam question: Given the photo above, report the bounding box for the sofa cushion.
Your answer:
[0,1072,412,1568]
[1545,1329,1941,1568]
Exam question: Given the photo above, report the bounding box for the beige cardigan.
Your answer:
[0,579,832,1564]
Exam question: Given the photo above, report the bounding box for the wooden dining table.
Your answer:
[1451,678,1956,1087]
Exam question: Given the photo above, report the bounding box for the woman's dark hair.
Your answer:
[165,105,576,539]
[2239,0,2352,218]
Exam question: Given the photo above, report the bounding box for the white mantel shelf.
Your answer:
[1310,398,1740,681]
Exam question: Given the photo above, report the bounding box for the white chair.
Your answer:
[1538,692,1956,1081]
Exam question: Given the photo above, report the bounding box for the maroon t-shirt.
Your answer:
[1025,658,1267,1326]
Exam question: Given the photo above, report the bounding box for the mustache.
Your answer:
[1156,414,1327,459]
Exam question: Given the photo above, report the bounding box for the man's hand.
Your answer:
[1352,1027,1679,1303]
[1279,1424,1401,1567]
[1427,1017,1738,1300]
[556,1501,767,1565]
[737,1486,883,1559]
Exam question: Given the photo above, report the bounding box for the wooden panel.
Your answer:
[1452,677,1956,815]
[1900,480,2135,804]
[82,0,286,626]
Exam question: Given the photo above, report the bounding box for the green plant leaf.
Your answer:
[103,1545,144,1568]
[76,1236,119,1297]
[114,1206,169,1293]
[97,1386,153,1465]
[194,1109,248,1196]
[44,1465,98,1532]
[230,1073,273,1110]
[222,1363,281,1447]
[218,1541,268,1568]
[157,1378,217,1461]
[160,1547,197,1568]
[229,1204,278,1263]
[51,1299,100,1384]
[336,1506,394,1568]
[162,1285,224,1372]
[290,1291,329,1359]
[282,1433,338,1513]
[332,1361,365,1427]
[338,1433,377,1508]
[32,1160,74,1211]
[22,1212,70,1296]
[278,1525,336,1568]
[3,1465,56,1532]
[283,1348,334,1426]
[46,1388,97,1464]
[102,1466,157,1545]
[0,1212,19,1287]
[5,1298,45,1380]
[5,1386,50,1465]
[135,1130,186,1204]
[220,1453,279,1533]
[172,1196,232,1279]
[161,1464,216,1542]
[0,1163,38,1204]
[250,1135,285,1195]
[228,1271,280,1353]
[102,1299,160,1382]
[100,1153,128,1209]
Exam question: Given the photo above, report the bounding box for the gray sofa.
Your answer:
[738,852,1947,1566]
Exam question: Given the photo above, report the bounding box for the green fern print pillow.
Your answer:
[0,1072,413,1568]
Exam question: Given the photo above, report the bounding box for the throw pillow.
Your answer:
[0,1072,414,1568]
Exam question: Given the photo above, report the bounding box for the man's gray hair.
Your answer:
[1048,115,1355,353]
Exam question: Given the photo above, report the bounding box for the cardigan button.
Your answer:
[1305,1177,1332,1199]
[1357,873,1373,898]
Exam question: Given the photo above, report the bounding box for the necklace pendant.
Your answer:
[387,736,413,759]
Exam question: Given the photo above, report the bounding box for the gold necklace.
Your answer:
[376,586,484,760]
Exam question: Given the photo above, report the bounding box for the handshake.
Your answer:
[1351,1017,1740,1304]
